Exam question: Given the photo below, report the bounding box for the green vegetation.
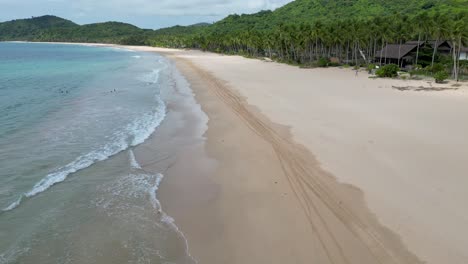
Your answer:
[42,22,149,43]
[146,0,468,80]
[429,63,444,73]
[434,71,449,83]
[376,64,400,78]
[318,57,330,67]
[1,0,467,80]
[146,23,210,47]
[367,64,376,73]
[0,15,152,44]
[0,15,77,40]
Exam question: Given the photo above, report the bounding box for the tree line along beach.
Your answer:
[1,0,467,263]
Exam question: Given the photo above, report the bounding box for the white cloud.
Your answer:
[62,0,291,16]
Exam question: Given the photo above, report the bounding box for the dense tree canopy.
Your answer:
[0,15,77,40]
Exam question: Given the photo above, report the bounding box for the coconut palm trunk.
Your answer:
[452,42,458,80]
[456,39,461,82]
[379,40,384,66]
[431,39,438,69]
[415,33,421,67]
[398,39,402,67]
[454,37,462,82]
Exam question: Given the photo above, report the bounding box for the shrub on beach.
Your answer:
[434,71,449,83]
[367,64,376,73]
[318,57,330,67]
[376,64,399,78]
[427,63,445,74]
[329,62,341,67]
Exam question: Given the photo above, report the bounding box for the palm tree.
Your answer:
[312,21,324,61]
[412,12,430,67]
[429,13,450,69]
[448,15,468,81]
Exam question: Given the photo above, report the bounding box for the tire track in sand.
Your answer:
[176,57,422,264]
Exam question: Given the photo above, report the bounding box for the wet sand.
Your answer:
[43,43,468,264]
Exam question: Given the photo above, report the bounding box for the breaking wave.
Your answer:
[2,96,166,212]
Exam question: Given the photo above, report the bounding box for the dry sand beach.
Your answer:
[92,44,468,263]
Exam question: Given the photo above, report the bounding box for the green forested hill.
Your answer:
[152,23,210,36]
[0,15,77,39]
[147,0,467,80]
[0,0,467,78]
[0,16,145,43]
[40,22,145,43]
[204,0,467,33]
[272,0,467,22]
[1,0,466,42]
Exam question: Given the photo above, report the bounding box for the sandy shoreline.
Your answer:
[16,42,468,263]
[127,45,468,264]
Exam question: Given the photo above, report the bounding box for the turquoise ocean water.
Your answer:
[0,42,195,264]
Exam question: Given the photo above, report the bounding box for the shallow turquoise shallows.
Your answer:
[0,42,194,264]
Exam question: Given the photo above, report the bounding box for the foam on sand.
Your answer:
[93,153,197,263]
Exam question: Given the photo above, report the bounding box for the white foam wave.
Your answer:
[132,55,141,59]
[138,171,197,263]
[109,47,136,53]
[2,96,166,212]
[128,150,142,169]
[149,173,164,213]
[150,177,197,264]
[130,96,166,146]
[141,69,161,84]
[26,137,128,198]
[2,196,22,212]
[93,129,196,263]
[0,246,30,264]
[123,151,197,263]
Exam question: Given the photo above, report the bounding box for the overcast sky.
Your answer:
[0,0,293,29]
